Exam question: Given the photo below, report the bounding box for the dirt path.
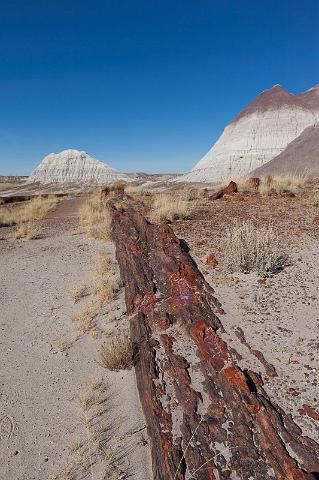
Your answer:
[0,198,151,480]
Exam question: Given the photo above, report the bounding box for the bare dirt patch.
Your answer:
[0,197,151,480]
[167,185,319,442]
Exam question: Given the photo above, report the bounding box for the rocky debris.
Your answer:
[210,180,238,200]
[28,149,130,184]
[281,190,296,198]
[301,405,319,422]
[177,84,319,183]
[205,254,218,267]
[111,203,319,480]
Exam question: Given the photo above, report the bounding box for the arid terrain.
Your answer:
[1,176,319,479]
[0,196,151,480]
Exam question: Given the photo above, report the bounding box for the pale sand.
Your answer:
[0,199,151,480]
[195,243,319,443]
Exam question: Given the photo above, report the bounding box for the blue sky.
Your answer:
[0,0,318,175]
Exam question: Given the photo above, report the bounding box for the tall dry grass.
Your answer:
[150,191,191,222]
[79,190,112,240]
[99,330,132,371]
[223,220,287,275]
[125,184,152,196]
[13,223,39,240]
[258,173,308,196]
[0,195,58,227]
[92,252,121,307]
[218,173,308,196]
[71,251,121,336]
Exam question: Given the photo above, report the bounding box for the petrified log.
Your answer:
[111,205,319,480]
[209,181,238,200]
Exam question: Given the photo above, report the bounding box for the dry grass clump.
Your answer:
[69,284,88,303]
[70,252,121,337]
[179,186,205,201]
[92,252,121,307]
[223,220,287,276]
[150,192,190,222]
[71,304,99,335]
[13,222,39,240]
[79,190,112,240]
[125,184,152,196]
[236,177,256,193]
[259,174,308,196]
[0,195,58,227]
[99,330,132,371]
[111,181,126,191]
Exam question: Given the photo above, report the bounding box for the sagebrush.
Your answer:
[223,220,287,275]
[99,330,132,371]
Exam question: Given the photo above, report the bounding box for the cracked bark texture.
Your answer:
[111,205,319,480]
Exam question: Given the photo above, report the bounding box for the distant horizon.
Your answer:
[0,0,318,176]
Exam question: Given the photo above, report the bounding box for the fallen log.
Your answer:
[111,204,319,480]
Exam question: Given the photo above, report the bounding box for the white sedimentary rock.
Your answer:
[28,149,130,184]
[251,124,319,177]
[179,84,319,183]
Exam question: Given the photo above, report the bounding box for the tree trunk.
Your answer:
[111,205,319,480]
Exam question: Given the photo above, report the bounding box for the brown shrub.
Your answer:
[99,330,132,371]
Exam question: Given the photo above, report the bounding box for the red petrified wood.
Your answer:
[210,181,238,200]
[111,205,319,480]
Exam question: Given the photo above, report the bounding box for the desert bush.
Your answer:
[259,173,308,196]
[223,220,287,275]
[13,222,39,240]
[111,181,126,191]
[150,192,190,222]
[79,190,112,240]
[125,184,152,196]
[99,330,132,371]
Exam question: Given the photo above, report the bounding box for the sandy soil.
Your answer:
[0,198,151,480]
[171,190,319,443]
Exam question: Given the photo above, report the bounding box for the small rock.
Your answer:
[281,190,295,198]
[223,180,238,195]
[205,254,218,267]
[248,177,260,190]
[209,181,238,200]
[300,404,319,421]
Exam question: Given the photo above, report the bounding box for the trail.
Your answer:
[0,198,151,480]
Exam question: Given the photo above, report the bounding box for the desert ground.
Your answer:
[1,176,319,479]
[0,196,151,480]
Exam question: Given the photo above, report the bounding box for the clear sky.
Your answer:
[0,0,318,175]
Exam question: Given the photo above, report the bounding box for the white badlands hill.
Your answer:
[251,124,319,177]
[179,84,319,183]
[28,149,130,184]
